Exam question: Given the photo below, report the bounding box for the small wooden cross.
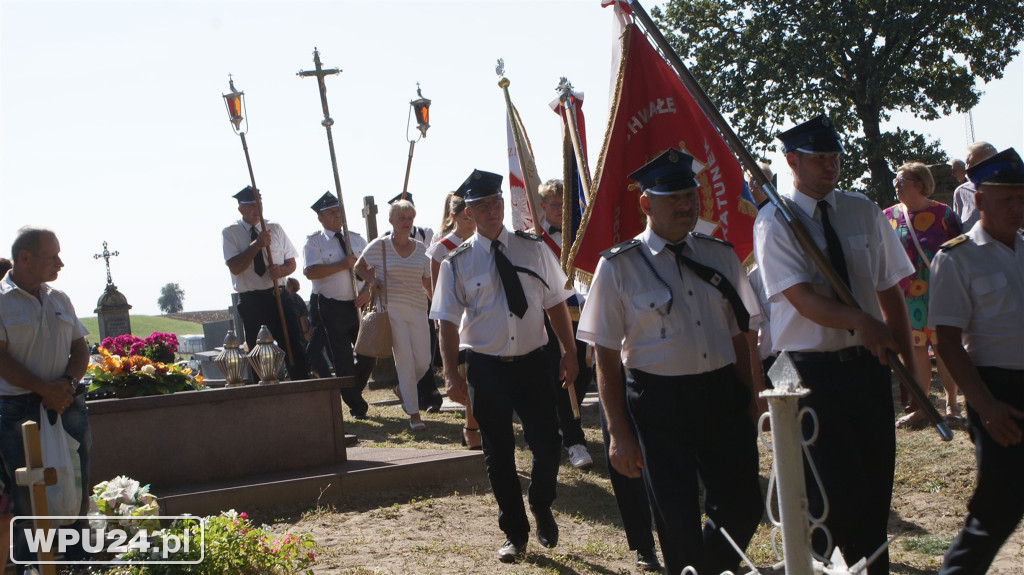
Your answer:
[14,420,58,575]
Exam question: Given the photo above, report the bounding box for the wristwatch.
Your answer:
[62,374,79,386]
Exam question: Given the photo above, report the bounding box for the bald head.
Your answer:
[965,142,998,169]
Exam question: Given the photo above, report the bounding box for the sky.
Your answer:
[2,1,1021,319]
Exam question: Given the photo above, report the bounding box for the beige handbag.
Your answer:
[354,240,393,358]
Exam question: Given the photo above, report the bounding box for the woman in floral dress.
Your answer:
[885,162,963,427]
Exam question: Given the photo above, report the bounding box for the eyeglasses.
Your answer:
[893,177,919,186]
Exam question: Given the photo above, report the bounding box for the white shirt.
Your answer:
[747,263,774,361]
[303,228,367,301]
[426,232,467,263]
[753,188,914,353]
[952,181,978,231]
[430,227,572,356]
[0,272,89,396]
[577,228,759,376]
[357,236,431,312]
[928,226,1024,369]
[222,220,298,293]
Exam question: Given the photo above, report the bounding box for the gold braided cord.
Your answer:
[564,24,632,288]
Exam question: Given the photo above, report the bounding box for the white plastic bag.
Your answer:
[38,405,82,526]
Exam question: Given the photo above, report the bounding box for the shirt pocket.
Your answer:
[2,309,36,344]
[970,272,1014,318]
[462,272,495,312]
[845,234,873,279]
[629,288,677,339]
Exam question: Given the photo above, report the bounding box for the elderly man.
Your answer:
[931,149,1024,575]
[431,169,578,563]
[0,226,92,563]
[222,185,308,380]
[952,142,998,231]
[579,149,764,574]
[753,115,914,574]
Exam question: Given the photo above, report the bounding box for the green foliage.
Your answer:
[116,510,316,574]
[157,282,185,314]
[653,0,1023,204]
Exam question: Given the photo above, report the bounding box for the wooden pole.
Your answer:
[239,132,295,368]
[628,0,951,441]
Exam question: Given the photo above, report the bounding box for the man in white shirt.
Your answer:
[753,115,914,574]
[222,186,307,380]
[431,169,578,563]
[303,191,372,419]
[0,227,92,563]
[931,148,1024,575]
[579,149,764,574]
[952,142,998,231]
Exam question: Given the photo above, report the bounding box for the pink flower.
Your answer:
[239,512,248,519]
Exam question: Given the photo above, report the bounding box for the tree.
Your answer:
[158,283,185,314]
[653,0,1023,205]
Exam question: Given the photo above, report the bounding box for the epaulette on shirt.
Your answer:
[307,231,320,239]
[514,230,543,241]
[444,241,472,261]
[691,232,733,248]
[601,239,641,259]
[939,234,969,251]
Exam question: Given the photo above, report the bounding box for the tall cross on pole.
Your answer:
[93,241,120,286]
[298,48,359,297]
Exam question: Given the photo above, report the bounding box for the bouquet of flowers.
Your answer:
[87,333,202,398]
[91,475,161,535]
[102,332,178,364]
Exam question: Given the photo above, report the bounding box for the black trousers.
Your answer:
[305,295,333,378]
[237,288,308,380]
[316,294,372,417]
[467,348,561,543]
[939,367,1024,575]
[626,365,762,575]
[792,352,894,575]
[600,399,660,553]
[543,316,592,448]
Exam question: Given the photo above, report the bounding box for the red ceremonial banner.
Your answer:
[567,23,757,281]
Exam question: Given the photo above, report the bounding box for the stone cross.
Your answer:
[93,241,120,286]
[14,420,58,574]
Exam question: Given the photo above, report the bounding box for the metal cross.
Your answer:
[93,241,119,286]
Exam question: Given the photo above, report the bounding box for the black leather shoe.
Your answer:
[636,547,662,572]
[532,509,559,548]
[497,539,527,563]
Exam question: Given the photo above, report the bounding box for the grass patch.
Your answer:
[902,534,955,555]
[79,315,202,343]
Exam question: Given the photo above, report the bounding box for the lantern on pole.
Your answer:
[400,83,432,199]
[222,76,247,134]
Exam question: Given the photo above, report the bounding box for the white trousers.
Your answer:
[388,303,431,415]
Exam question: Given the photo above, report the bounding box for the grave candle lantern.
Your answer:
[214,328,247,387]
[248,325,284,385]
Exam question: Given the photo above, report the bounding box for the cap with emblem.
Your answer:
[967,148,1024,187]
[310,191,340,212]
[233,186,259,204]
[778,114,845,154]
[457,169,503,203]
[388,192,415,205]
[628,148,699,194]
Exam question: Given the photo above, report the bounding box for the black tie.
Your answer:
[666,242,750,332]
[250,226,266,277]
[333,231,347,256]
[492,240,528,319]
[548,225,561,235]
[818,200,850,290]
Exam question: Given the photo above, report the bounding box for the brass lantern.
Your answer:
[248,325,284,385]
[214,328,247,387]
[222,75,247,134]
[410,84,431,139]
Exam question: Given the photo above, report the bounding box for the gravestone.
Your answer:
[95,284,132,340]
[93,241,132,340]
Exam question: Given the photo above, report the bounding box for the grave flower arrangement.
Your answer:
[86,333,202,398]
[91,475,161,535]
